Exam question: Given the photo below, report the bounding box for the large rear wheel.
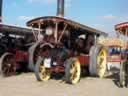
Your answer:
[65,58,81,84]
[0,53,15,77]
[89,45,107,78]
[28,42,40,71]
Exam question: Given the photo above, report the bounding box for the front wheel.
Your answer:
[35,57,51,81]
[119,60,128,87]
[65,57,81,84]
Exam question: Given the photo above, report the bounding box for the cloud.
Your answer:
[17,16,35,21]
[99,14,116,21]
[91,23,117,37]
[118,16,128,22]
[102,14,116,19]
[90,14,128,37]
[98,14,128,23]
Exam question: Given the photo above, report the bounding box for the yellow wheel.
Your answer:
[97,48,107,78]
[65,58,81,84]
[89,45,107,78]
[35,57,51,81]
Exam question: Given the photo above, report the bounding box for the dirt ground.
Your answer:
[0,72,127,96]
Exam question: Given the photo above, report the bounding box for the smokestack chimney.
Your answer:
[0,0,2,22]
[57,0,64,17]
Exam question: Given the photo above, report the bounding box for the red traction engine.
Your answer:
[27,16,108,84]
[0,35,31,77]
[0,23,37,77]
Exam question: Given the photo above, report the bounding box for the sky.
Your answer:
[2,0,128,37]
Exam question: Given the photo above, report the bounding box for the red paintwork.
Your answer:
[49,55,89,73]
[107,54,121,62]
[77,55,89,66]
[50,66,64,73]
[15,50,28,62]
[115,22,128,30]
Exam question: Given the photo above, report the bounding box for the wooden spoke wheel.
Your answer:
[35,57,51,81]
[119,60,128,87]
[89,45,107,78]
[65,58,81,84]
[0,53,15,77]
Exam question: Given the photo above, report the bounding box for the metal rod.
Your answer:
[94,35,97,45]
[126,27,128,37]
[31,24,38,42]
[38,22,41,42]
[126,28,128,48]
[58,24,67,43]
[54,22,58,43]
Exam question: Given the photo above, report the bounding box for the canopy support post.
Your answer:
[58,24,67,43]
[32,24,38,42]
[54,22,58,43]
[38,22,41,42]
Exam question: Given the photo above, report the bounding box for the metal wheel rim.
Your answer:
[97,48,106,78]
[120,61,127,86]
[121,69,125,86]
[69,58,80,84]
[33,46,40,65]
[39,62,50,81]
[2,55,15,76]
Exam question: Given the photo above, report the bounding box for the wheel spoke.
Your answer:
[97,58,104,68]
[73,68,78,79]
[70,63,75,73]
[3,67,7,74]
[42,73,47,79]
[99,50,104,56]
[70,62,79,82]
[40,65,45,71]
[70,68,74,74]
[70,71,76,81]
[3,65,10,76]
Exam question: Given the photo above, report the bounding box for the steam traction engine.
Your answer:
[115,22,128,87]
[0,24,35,77]
[27,19,108,85]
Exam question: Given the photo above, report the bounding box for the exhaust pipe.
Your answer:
[56,0,64,17]
[0,0,2,22]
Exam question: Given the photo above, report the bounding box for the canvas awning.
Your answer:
[98,38,125,47]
